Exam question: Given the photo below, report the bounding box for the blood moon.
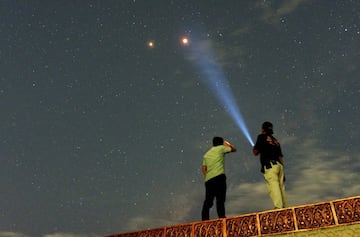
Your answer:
[180,36,190,46]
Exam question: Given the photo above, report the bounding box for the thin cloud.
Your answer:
[0,232,29,237]
[286,138,360,204]
[258,0,308,24]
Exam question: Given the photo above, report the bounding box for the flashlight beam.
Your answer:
[189,40,254,146]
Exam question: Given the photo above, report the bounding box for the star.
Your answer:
[147,40,155,48]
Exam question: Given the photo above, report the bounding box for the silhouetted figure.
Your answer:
[253,121,288,209]
[201,136,236,220]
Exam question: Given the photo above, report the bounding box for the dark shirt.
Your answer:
[254,133,283,173]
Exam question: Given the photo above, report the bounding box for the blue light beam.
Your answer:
[188,40,254,146]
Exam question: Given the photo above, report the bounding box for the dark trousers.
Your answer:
[201,174,226,220]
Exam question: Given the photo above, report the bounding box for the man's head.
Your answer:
[262,121,273,135]
[212,136,224,146]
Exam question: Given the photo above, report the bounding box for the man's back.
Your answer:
[203,145,231,182]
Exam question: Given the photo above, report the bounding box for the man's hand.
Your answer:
[224,140,237,152]
[252,147,259,155]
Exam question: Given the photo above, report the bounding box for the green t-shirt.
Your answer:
[202,145,232,182]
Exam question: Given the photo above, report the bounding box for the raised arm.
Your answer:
[224,140,237,152]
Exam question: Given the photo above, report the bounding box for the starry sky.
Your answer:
[0,1,359,237]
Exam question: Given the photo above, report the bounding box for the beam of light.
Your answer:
[187,39,254,146]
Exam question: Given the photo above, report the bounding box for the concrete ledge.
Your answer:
[105,195,360,237]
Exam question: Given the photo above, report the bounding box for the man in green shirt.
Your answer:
[201,136,237,220]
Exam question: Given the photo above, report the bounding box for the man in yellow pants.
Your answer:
[253,122,288,209]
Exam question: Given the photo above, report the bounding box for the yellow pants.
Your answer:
[264,162,288,209]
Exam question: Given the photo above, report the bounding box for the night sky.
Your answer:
[1,1,359,237]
